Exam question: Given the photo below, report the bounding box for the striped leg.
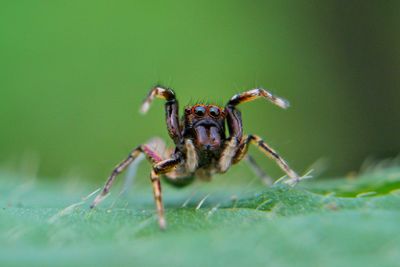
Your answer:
[90,143,165,209]
[151,157,181,229]
[234,134,299,185]
[140,85,182,146]
[227,88,290,109]
[223,88,291,173]
[150,170,165,229]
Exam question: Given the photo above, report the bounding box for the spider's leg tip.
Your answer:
[284,180,296,187]
[159,218,167,230]
[278,98,290,109]
[90,201,97,209]
[284,176,301,187]
[139,103,150,114]
[90,192,108,208]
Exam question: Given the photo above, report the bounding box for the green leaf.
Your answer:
[1,167,400,267]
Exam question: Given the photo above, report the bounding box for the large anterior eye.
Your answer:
[194,106,206,117]
[208,106,220,117]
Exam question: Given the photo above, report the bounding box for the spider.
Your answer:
[91,85,300,229]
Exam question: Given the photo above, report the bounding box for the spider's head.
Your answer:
[183,104,226,152]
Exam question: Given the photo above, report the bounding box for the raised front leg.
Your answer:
[140,85,182,146]
[227,88,290,109]
[217,105,242,172]
[225,88,290,141]
[220,87,292,174]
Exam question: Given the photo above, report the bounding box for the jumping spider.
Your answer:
[91,86,299,229]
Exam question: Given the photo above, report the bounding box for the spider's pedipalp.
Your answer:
[184,139,198,172]
[218,138,239,173]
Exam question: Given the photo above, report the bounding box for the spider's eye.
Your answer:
[209,106,220,117]
[194,106,206,117]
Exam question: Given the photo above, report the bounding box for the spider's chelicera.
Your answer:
[91,86,300,229]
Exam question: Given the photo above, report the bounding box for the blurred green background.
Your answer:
[1,0,399,181]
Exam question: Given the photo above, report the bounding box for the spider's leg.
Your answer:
[219,99,243,172]
[122,137,167,193]
[151,157,181,229]
[231,137,272,184]
[227,88,290,109]
[224,87,290,147]
[90,143,165,209]
[224,87,289,142]
[237,135,299,184]
[245,155,273,185]
[222,87,293,177]
[140,85,182,146]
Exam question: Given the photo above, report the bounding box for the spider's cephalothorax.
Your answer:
[91,86,300,229]
[182,104,226,169]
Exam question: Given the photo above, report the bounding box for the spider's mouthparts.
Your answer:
[194,124,223,151]
[204,144,212,151]
[193,120,220,128]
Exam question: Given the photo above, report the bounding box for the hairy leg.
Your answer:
[150,170,165,228]
[222,88,291,173]
[233,134,299,184]
[227,88,290,109]
[140,85,182,146]
[225,88,290,142]
[91,142,166,209]
[122,137,167,193]
[151,157,181,229]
